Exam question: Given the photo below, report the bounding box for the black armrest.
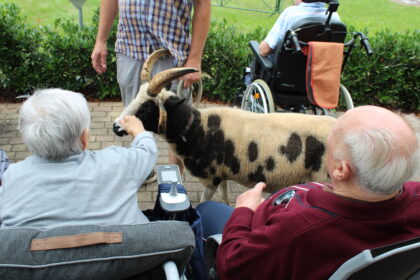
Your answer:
[249,41,273,70]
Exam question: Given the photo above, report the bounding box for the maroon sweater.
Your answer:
[216,182,420,280]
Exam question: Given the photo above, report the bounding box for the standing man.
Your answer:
[91,0,211,178]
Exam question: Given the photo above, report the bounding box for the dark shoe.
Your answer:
[144,170,157,184]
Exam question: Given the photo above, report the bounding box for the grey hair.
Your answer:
[342,129,419,195]
[19,89,91,160]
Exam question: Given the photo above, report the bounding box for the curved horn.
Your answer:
[147,67,198,96]
[140,49,171,83]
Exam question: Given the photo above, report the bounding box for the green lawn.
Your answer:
[1,0,419,33]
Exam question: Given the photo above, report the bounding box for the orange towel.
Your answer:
[306,41,344,109]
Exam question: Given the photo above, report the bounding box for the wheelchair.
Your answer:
[204,234,420,280]
[0,165,199,280]
[241,0,373,115]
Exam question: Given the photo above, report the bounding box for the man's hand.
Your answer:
[182,58,201,88]
[259,41,273,57]
[119,115,145,137]
[91,42,108,74]
[235,182,267,211]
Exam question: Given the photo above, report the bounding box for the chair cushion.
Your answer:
[0,221,195,280]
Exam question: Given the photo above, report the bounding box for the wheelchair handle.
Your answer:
[290,31,302,52]
[358,32,373,56]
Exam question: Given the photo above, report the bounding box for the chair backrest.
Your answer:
[204,234,420,280]
[269,17,347,103]
[329,237,420,280]
[0,221,195,280]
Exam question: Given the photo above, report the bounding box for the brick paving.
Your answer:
[0,101,248,210]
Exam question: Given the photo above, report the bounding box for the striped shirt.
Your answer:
[116,0,193,66]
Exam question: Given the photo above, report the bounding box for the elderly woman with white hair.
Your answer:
[0,89,157,228]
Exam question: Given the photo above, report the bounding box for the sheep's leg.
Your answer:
[220,181,229,205]
[200,186,217,203]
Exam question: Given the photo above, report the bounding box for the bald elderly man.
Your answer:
[210,106,420,279]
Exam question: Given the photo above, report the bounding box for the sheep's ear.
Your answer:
[175,98,187,107]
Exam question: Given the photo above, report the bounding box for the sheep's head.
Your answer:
[112,49,198,136]
[134,96,189,136]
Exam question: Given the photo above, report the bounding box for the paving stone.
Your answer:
[9,137,23,144]
[157,141,169,149]
[12,144,27,152]
[90,128,108,135]
[184,182,206,192]
[0,131,18,138]
[90,122,105,129]
[88,142,101,150]
[92,116,112,123]
[96,135,115,142]
[100,102,122,107]
[138,202,155,211]
[102,141,123,148]
[6,104,20,109]
[3,107,19,113]
[14,151,32,160]
[94,106,113,112]
[0,144,12,152]
[91,111,107,117]
[5,152,16,163]
[137,191,153,202]
[109,111,122,117]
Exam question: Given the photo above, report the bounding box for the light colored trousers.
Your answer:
[116,53,191,107]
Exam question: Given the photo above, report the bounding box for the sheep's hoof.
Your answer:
[113,123,128,137]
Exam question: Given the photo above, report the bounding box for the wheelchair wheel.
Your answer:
[241,79,275,113]
[339,84,354,110]
[177,79,203,108]
[324,84,354,117]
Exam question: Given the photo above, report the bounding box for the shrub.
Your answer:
[0,3,118,100]
[202,19,266,102]
[0,3,47,96]
[39,14,119,99]
[0,3,418,112]
[341,28,420,112]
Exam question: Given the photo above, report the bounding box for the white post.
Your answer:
[68,0,87,28]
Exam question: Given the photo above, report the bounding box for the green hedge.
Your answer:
[0,3,418,112]
[0,3,118,99]
[201,19,266,102]
[341,28,419,111]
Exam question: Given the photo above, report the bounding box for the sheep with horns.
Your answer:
[113,49,336,204]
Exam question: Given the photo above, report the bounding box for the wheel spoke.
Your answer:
[241,79,274,114]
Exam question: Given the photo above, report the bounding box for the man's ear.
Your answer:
[332,160,351,181]
[80,129,89,150]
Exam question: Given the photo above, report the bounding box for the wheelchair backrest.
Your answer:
[270,17,346,97]
[330,236,420,280]
[288,17,346,43]
[0,222,195,280]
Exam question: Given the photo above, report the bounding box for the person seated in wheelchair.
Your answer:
[259,0,340,57]
[0,89,157,228]
[200,106,420,279]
